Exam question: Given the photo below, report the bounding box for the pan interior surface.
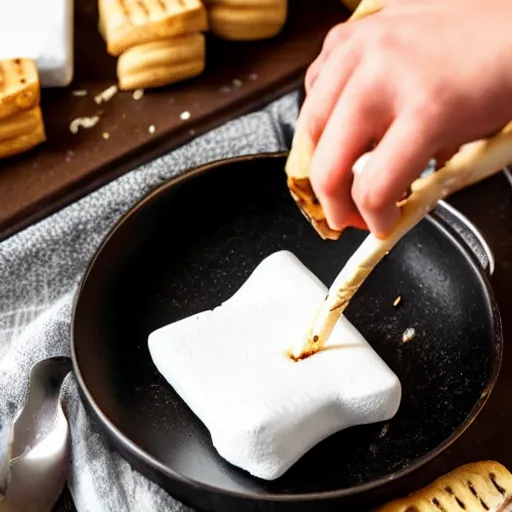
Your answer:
[73,155,499,498]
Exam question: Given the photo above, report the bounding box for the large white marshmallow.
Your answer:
[0,0,74,87]
[148,250,401,481]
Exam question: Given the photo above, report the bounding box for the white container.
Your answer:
[0,0,74,87]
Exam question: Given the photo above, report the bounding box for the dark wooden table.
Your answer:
[0,0,348,242]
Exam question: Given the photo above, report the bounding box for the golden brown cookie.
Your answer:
[377,461,512,512]
[0,58,40,120]
[117,32,206,90]
[99,0,209,56]
[0,106,46,159]
[204,0,287,41]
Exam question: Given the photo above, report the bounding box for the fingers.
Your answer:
[298,41,361,149]
[300,12,441,238]
[322,22,353,59]
[305,22,357,95]
[309,76,387,232]
[304,57,323,94]
[351,114,437,237]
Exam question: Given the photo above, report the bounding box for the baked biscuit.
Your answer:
[0,58,45,159]
[99,0,209,56]
[0,58,40,120]
[117,32,205,90]
[0,106,46,159]
[378,461,512,512]
[204,0,287,41]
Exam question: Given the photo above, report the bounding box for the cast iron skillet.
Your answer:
[71,153,502,512]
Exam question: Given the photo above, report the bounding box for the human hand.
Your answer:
[296,0,512,238]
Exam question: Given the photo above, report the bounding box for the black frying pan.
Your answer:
[71,153,502,512]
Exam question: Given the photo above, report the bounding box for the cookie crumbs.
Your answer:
[402,327,416,344]
[70,116,100,134]
[95,85,118,104]
[133,89,144,100]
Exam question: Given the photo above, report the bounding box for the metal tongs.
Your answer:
[286,0,512,360]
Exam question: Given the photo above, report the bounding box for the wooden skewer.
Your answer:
[289,122,512,361]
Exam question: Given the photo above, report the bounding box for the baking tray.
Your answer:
[0,0,349,242]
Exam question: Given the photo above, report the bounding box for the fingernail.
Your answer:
[352,151,373,175]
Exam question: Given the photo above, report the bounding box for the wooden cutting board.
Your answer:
[0,0,349,242]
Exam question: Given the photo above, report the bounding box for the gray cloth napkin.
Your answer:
[0,91,299,511]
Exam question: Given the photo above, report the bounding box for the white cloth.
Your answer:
[0,92,299,511]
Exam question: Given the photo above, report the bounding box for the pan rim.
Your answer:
[71,151,503,504]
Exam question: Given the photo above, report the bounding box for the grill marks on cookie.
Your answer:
[102,0,208,55]
[0,58,38,107]
[377,462,512,512]
[118,0,199,23]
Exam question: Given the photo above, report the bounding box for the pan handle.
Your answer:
[429,200,495,277]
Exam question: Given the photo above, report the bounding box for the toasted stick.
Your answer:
[204,0,287,41]
[0,106,46,159]
[117,33,205,90]
[284,0,386,240]
[98,0,208,56]
[0,58,40,120]
[285,133,341,240]
[289,121,512,360]
[377,461,512,511]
